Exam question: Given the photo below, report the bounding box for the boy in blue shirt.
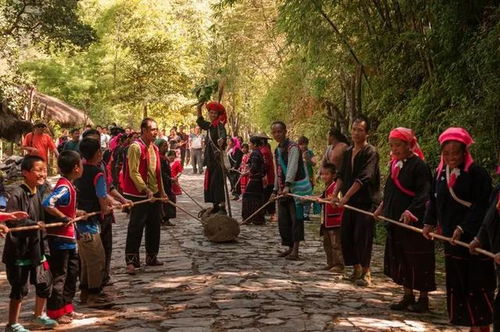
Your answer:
[74,138,113,307]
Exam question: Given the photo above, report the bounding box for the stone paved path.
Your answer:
[0,169,468,331]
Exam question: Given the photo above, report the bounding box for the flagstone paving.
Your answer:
[0,170,468,331]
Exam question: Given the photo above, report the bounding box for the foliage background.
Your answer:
[0,0,498,172]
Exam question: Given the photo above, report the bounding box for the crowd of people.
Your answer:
[0,101,498,332]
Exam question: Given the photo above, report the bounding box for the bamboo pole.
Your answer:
[8,197,157,233]
[286,193,496,259]
[240,196,281,225]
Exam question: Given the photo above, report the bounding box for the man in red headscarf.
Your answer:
[196,102,227,213]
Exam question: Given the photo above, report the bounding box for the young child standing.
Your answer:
[3,155,58,332]
[74,138,113,307]
[42,150,84,323]
[319,163,344,272]
[168,150,183,196]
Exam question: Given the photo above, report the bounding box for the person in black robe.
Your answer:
[196,101,227,213]
[470,181,500,331]
[155,139,176,226]
[241,136,266,225]
[331,116,380,287]
[227,137,243,200]
[374,128,435,312]
[423,127,495,331]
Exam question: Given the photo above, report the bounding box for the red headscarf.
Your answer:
[437,127,474,175]
[206,101,227,126]
[388,127,425,160]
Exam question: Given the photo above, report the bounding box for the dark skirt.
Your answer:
[161,193,176,220]
[204,166,225,204]
[444,243,495,327]
[228,171,241,196]
[242,179,265,224]
[384,225,436,292]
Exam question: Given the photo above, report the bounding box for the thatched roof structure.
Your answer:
[0,102,33,142]
[34,92,93,128]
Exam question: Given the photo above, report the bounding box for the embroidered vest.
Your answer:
[323,181,344,228]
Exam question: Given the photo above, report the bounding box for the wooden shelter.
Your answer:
[32,91,93,128]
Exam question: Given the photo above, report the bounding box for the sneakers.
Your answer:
[390,294,416,311]
[5,323,30,332]
[355,271,372,287]
[32,314,58,329]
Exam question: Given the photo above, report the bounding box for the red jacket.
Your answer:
[322,181,344,228]
[122,139,162,198]
[259,144,275,187]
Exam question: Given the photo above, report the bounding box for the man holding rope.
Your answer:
[331,116,380,287]
[122,118,167,275]
[271,121,310,260]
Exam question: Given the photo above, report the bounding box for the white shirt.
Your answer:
[190,134,203,149]
[101,134,111,148]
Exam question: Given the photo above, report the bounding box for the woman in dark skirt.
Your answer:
[227,137,243,200]
[155,139,176,226]
[241,136,266,225]
[374,128,435,312]
[423,127,495,331]
[196,101,227,213]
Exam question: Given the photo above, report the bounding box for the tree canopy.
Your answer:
[0,0,498,169]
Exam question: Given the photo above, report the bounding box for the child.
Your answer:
[155,141,176,226]
[319,163,344,272]
[239,143,250,194]
[74,138,113,307]
[3,155,58,331]
[168,150,183,196]
[42,151,84,323]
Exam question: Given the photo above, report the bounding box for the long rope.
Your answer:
[240,196,281,225]
[286,193,496,259]
[8,197,158,233]
[180,186,205,210]
[165,199,204,224]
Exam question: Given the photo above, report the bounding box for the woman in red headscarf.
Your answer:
[196,101,228,213]
[422,127,495,331]
[374,127,435,312]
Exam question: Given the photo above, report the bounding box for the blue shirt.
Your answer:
[42,185,77,250]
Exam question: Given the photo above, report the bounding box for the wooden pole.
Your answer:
[240,196,281,225]
[286,193,496,259]
[9,197,157,232]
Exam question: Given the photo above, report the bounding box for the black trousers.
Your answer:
[99,214,113,282]
[495,268,500,331]
[124,195,162,265]
[180,148,187,166]
[277,197,304,247]
[47,246,78,318]
[341,207,375,268]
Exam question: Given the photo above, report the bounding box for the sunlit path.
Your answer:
[0,168,468,331]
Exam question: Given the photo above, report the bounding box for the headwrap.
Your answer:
[206,101,227,126]
[388,127,425,160]
[436,127,474,176]
[229,137,241,156]
[154,138,167,148]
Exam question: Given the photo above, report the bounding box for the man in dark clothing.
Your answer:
[271,121,309,260]
[196,101,227,213]
[178,126,189,167]
[331,116,380,287]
